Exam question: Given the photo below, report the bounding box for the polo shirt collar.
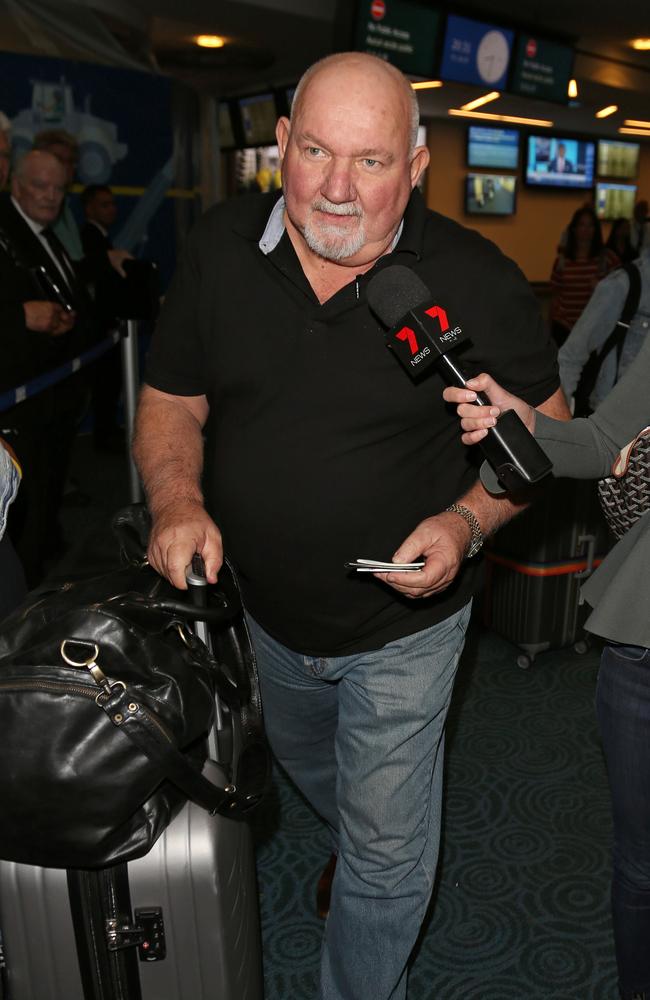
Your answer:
[257,195,406,257]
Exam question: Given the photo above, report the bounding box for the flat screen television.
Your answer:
[230,145,282,196]
[467,126,519,170]
[597,139,640,179]
[595,182,637,221]
[237,93,278,147]
[465,173,517,215]
[525,135,595,189]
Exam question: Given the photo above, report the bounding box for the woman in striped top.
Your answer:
[550,206,620,346]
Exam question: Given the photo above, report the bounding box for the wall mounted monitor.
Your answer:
[466,173,517,215]
[525,135,595,189]
[440,14,514,89]
[597,139,640,179]
[467,126,519,169]
[230,145,282,197]
[510,34,574,103]
[354,0,440,77]
[595,182,637,221]
[237,93,278,147]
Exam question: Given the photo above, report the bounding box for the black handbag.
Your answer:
[0,508,270,870]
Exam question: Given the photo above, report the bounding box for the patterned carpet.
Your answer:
[253,627,617,1000]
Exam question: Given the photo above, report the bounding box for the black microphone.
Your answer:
[366,264,552,493]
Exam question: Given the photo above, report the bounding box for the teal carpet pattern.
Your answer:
[253,629,617,1000]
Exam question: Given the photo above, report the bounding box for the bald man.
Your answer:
[0,150,92,584]
[134,53,568,999]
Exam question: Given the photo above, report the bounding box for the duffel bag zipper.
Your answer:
[0,679,174,743]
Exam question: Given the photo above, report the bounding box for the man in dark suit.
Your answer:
[548,142,575,174]
[80,184,132,452]
[0,150,94,584]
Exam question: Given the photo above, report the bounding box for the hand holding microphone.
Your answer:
[442,373,536,445]
[366,265,551,493]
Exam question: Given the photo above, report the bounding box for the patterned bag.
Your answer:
[597,426,650,539]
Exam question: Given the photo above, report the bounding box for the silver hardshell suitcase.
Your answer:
[0,764,262,1000]
[0,558,264,1000]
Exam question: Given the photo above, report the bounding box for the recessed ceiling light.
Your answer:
[568,79,578,98]
[461,91,500,112]
[619,126,650,136]
[195,35,225,48]
[595,105,618,118]
[630,38,650,50]
[624,119,650,128]
[411,81,443,90]
[449,109,553,127]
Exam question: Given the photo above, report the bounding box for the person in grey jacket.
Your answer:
[442,334,650,1000]
[559,244,650,412]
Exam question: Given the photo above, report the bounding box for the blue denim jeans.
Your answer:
[246,602,472,1000]
[596,642,650,1000]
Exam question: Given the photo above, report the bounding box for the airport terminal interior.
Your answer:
[1,0,649,997]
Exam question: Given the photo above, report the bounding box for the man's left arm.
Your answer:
[380,381,570,599]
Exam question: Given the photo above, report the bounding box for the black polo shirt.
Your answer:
[145,189,559,656]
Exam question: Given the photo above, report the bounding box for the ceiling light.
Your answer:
[630,38,650,50]
[461,91,500,112]
[624,119,650,128]
[449,109,553,127]
[195,35,225,48]
[411,80,443,90]
[619,126,650,136]
[595,105,618,118]
[568,79,578,98]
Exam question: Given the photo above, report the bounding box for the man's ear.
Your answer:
[276,117,290,160]
[409,144,430,189]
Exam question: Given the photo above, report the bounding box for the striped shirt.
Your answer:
[550,249,620,331]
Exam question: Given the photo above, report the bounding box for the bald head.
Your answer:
[12,150,66,226]
[291,52,420,153]
[276,50,429,270]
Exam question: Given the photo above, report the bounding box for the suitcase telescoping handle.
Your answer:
[186,555,225,742]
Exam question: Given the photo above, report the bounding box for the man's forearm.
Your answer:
[132,388,206,517]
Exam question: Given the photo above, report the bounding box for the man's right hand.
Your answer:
[148,501,223,590]
[23,301,75,336]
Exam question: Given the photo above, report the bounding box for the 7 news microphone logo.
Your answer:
[394,304,463,367]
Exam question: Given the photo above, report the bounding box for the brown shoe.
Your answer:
[316,852,337,919]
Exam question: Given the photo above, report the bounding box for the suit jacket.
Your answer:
[548,157,574,174]
[0,196,92,394]
[534,333,650,648]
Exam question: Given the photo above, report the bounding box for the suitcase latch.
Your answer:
[105,908,166,961]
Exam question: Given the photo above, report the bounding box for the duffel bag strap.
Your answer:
[61,639,252,817]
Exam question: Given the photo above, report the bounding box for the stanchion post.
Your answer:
[121,319,144,503]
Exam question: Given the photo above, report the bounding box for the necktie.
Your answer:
[41,227,77,292]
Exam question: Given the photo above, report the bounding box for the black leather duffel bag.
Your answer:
[0,508,269,870]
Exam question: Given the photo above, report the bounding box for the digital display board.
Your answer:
[511,35,574,103]
[238,93,278,147]
[354,0,440,77]
[440,14,514,89]
[525,135,595,189]
[467,126,519,169]
[466,173,517,216]
[596,182,637,220]
[597,140,640,179]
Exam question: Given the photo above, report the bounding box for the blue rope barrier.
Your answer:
[0,331,122,414]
